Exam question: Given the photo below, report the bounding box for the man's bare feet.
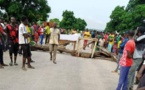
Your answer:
[53,61,57,64]
[28,65,35,69]
[22,67,27,71]
[111,70,118,73]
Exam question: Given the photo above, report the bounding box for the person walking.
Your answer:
[49,23,60,64]
[116,30,135,90]
[19,16,34,70]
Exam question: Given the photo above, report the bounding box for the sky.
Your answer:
[47,0,129,30]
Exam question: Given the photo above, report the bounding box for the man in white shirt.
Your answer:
[19,16,34,70]
[49,23,60,64]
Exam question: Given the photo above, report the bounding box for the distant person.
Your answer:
[49,23,60,64]
[116,30,135,90]
[91,30,96,38]
[108,32,114,52]
[83,30,91,50]
[38,24,45,45]
[45,22,50,44]
[19,16,34,70]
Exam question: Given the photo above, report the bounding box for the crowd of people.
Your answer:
[80,28,145,90]
[0,16,61,70]
[0,16,145,90]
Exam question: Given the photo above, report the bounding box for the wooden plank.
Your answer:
[91,41,97,58]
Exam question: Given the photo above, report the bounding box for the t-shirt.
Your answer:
[84,31,91,38]
[45,26,50,35]
[26,26,31,43]
[6,24,19,43]
[19,23,28,44]
[119,40,136,66]
[49,28,60,45]
[117,40,122,49]
[99,39,105,47]
[109,34,114,45]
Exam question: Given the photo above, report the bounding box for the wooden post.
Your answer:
[91,40,97,58]
[73,41,76,50]
[77,38,81,56]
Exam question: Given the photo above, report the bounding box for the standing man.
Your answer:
[112,32,128,73]
[19,16,34,70]
[49,23,60,64]
[128,26,145,90]
[116,30,135,90]
[6,17,19,66]
[0,24,7,68]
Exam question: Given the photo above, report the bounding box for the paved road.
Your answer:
[0,51,137,90]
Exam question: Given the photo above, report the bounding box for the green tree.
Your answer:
[105,1,145,32]
[0,0,51,22]
[60,10,76,29]
[126,0,145,11]
[74,18,87,30]
[60,10,87,30]
[50,18,60,27]
[105,6,126,32]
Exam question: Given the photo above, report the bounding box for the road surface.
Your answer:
[0,51,137,90]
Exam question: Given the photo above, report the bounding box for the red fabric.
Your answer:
[119,40,135,66]
[34,31,39,42]
[7,24,18,43]
[0,26,4,34]
[84,40,88,46]
[0,26,4,43]
[37,27,44,35]
[104,34,108,43]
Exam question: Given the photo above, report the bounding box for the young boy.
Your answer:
[116,30,135,90]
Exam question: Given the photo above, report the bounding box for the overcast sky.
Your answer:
[47,0,129,30]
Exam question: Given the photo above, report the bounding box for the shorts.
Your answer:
[21,44,31,58]
[9,42,19,56]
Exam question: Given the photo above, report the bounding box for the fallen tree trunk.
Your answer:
[31,45,117,62]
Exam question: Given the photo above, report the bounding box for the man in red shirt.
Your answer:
[116,30,135,90]
[6,17,19,66]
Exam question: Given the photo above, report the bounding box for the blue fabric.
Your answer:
[107,44,113,52]
[91,32,95,38]
[40,35,44,45]
[116,66,131,90]
[119,38,128,54]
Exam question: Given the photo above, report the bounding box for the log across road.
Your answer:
[0,51,137,90]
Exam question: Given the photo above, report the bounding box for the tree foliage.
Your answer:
[60,10,87,30]
[0,0,51,22]
[105,0,145,32]
[50,18,60,27]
